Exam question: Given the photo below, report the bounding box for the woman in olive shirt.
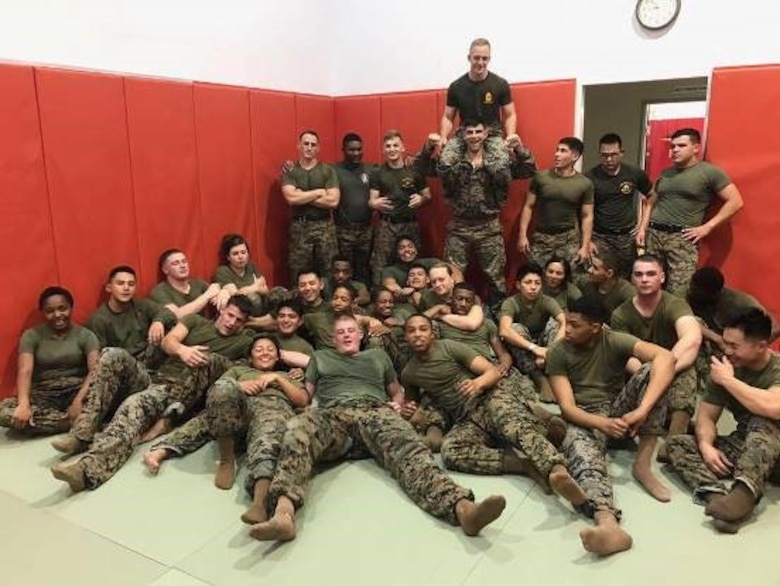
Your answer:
[0,287,99,435]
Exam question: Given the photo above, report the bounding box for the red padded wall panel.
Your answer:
[295,94,336,163]
[35,68,140,323]
[125,78,204,292]
[334,96,382,164]
[702,65,780,317]
[250,90,297,286]
[0,65,59,396]
[504,80,576,283]
[193,84,257,281]
[381,91,443,256]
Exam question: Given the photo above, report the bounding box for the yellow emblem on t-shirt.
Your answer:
[619,181,634,195]
[484,92,494,104]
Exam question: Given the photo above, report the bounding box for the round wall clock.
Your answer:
[636,0,681,30]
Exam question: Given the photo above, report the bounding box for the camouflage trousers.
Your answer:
[69,348,151,443]
[365,331,411,376]
[440,132,510,174]
[370,219,421,286]
[445,216,507,300]
[592,230,636,279]
[668,366,698,417]
[0,376,83,435]
[440,376,564,477]
[561,363,665,519]
[336,222,373,286]
[530,227,581,270]
[507,321,559,386]
[78,355,232,489]
[246,286,290,317]
[668,415,780,504]
[646,227,698,297]
[266,400,473,524]
[288,218,338,286]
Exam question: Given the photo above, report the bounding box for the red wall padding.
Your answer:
[295,94,336,163]
[193,84,257,278]
[0,65,60,391]
[124,78,204,290]
[702,65,780,318]
[334,96,382,164]
[35,69,141,323]
[250,90,297,285]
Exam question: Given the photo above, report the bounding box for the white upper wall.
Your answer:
[0,0,776,95]
[0,0,332,93]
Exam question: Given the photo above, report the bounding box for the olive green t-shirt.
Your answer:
[651,162,731,227]
[275,333,314,356]
[86,299,175,359]
[221,364,302,403]
[214,263,262,290]
[282,162,339,221]
[380,257,439,286]
[499,294,563,339]
[19,324,100,385]
[579,278,636,314]
[546,330,639,409]
[417,288,449,312]
[437,319,498,360]
[303,311,336,350]
[306,348,395,409]
[302,299,329,315]
[543,282,582,312]
[690,288,764,335]
[149,280,210,309]
[530,170,594,232]
[369,164,427,223]
[704,353,780,424]
[155,315,253,383]
[610,291,692,350]
[401,339,480,421]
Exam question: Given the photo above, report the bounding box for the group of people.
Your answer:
[1,37,777,559]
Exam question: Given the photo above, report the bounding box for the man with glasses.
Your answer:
[585,133,654,278]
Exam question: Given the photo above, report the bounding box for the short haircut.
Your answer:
[598,133,623,148]
[462,118,486,129]
[567,295,609,325]
[469,38,491,52]
[274,297,303,318]
[342,132,362,146]
[331,254,351,266]
[158,248,184,272]
[333,312,359,327]
[559,136,584,155]
[393,236,417,261]
[39,286,74,310]
[332,282,357,301]
[408,262,428,274]
[371,286,394,303]
[383,129,403,142]
[404,313,433,329]
[248,333,281,360]
[108,265,136,281]
[691,267,725,294]
[516,261,544,282]
[298,129,319,142]
[219,233,249,264]
[428,262,453,276]
[671,128,701,144]
[296,267,322,282]
[225,294,253,317]
[592,250,621,275]
[453,281,476,294]
[545,255,573,283]
[633,253,664,271]
[724,308,772,342]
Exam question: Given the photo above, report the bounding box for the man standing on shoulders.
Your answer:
[585,133,654,277]
[282,130,340,285]
[638,128,743,296]
[518,137,595,271]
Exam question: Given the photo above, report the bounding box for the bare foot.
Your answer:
[632,464,671,502]
[143,449,168,476]
[549,465,587,506]
[705,483,755,522]
[139,418,171,444]
[214,460,236,490]
[51,460,87,493]
[51,435,87,455]
[241,504,268,525]
[712,518,741,534]
[424,427,444,453]
[546,416,567,449]
[580,524,633,556]
[456,495,506,537]
[655,441,670,464]
[249,512,296,542]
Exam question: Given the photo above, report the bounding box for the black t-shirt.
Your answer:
[446,72,512,130]
[334,162,373,225]
[585,163,652,231]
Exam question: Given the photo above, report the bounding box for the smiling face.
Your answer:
[404,314,435,354]
[544,262,567,290]
[429,267,454,298]
[373,290,395,319]
[42,294,72,333]
[342,139,363,165]
[396,238,418,263]
[297,272,323,305]
[464,123,487,153]
[467,43,491,79]
[106,271,137,305]
[250,338,280,371]
[407,267,429,290]
[276,306,302,336]
[383,136,405,165]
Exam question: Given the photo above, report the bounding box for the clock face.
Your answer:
[636,0,681,30]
